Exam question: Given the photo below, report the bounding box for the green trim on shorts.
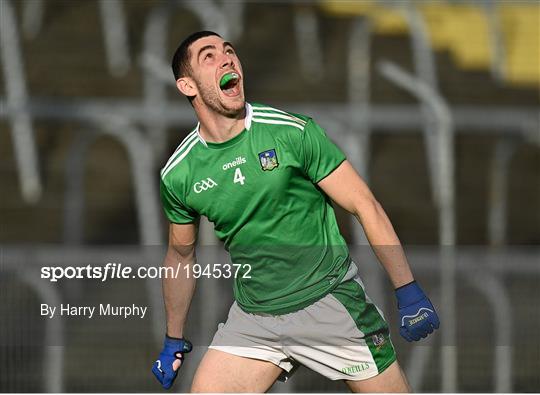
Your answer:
[331,279,397,373]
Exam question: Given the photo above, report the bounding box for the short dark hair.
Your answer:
[171,31,221,80]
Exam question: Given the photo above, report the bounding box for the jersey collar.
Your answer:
[245,102,253,131]
[196,102,252,147]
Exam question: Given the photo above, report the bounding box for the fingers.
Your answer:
[399,326,413,342]
[425,300,440,330]
[156,369,177,389]
[422,314,439,334]
[413,323,430,339]
[409,330,421,341]
[403,319,438,342]
[162,371,177,390]
[432,313,440,329]
[419,322,434,337]
[152,359,180,389]
[172,359,182,371]
[151,363,162,382]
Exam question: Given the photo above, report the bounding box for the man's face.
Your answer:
[187,35,245,116]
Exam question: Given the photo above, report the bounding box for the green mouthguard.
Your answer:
[219,72,239,88]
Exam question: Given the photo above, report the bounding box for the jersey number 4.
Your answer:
[233,168,245,185]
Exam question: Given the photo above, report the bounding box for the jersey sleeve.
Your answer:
[159,178,199,224]
[301,118,347,183]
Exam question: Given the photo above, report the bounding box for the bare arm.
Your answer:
[163,222,198,338]
[318,160,413,288]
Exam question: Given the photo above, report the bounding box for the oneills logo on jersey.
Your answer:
[258,149,279,171]
[193,178,218,193]
[222,156,247,170]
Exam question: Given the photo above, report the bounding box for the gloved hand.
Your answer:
[152,335,192,389]
[396,281,440,342]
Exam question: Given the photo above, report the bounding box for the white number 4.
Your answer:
[233,168,245,185]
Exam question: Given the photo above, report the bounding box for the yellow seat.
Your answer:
[499,5,540,86]
[318,0,408,34]
[318,0,540,87]
[421,4,491,70]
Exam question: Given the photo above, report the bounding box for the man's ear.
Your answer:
[176,77,197,97]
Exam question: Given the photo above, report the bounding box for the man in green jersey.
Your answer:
[151,31,439,392]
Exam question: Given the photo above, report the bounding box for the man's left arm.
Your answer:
[318,160,440,341]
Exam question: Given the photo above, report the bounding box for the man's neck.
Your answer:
[195,104,246,144]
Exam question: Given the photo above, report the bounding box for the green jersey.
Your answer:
[160,103,351,314]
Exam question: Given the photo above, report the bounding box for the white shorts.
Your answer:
[209,275,396,381]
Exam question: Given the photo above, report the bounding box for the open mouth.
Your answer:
[219,72,241,97]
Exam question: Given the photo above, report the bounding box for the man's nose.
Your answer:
[220,54,233,69]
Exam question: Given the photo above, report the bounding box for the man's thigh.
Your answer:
[345,360,411,393]
[190,348,284,393]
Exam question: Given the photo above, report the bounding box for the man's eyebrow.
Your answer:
[197,44,216,60]
[223,41,235,50]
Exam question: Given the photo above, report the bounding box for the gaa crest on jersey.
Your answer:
[258,149,279,171]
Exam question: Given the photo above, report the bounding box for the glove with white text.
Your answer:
[396,281,440,341]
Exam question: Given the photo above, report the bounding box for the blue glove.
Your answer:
[396,281,440,342]
[152,335,192,389]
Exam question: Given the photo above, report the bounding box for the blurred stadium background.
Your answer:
[1,0,539,392]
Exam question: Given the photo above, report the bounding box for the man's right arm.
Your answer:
[152,222,198,389]
[163,222,198,338]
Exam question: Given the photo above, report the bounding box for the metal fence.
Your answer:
[1,0,539,392]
